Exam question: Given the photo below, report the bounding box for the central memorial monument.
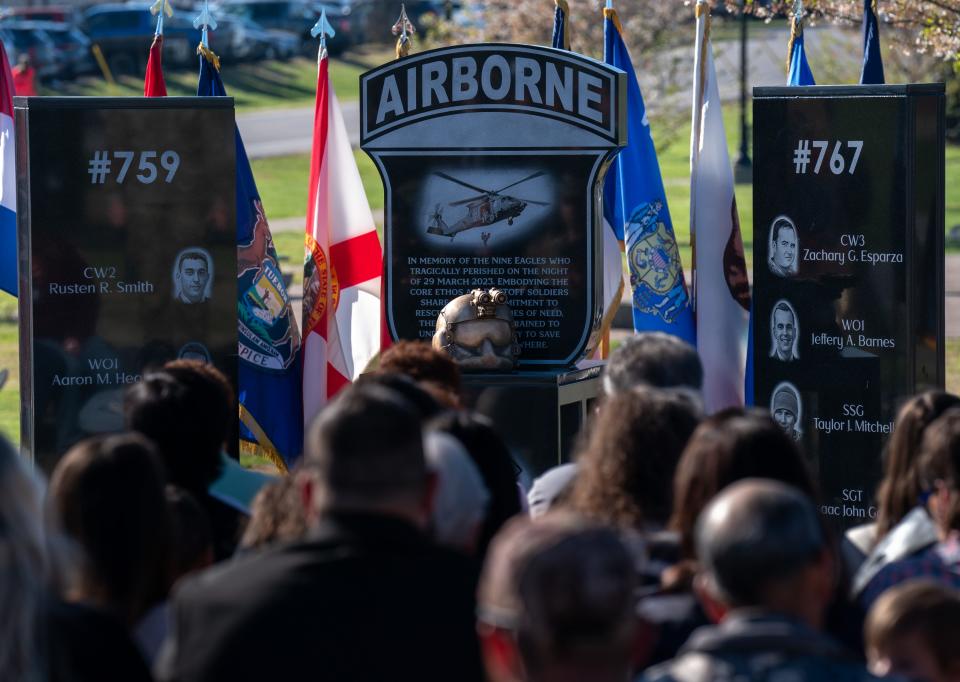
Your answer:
[360,45,626,472]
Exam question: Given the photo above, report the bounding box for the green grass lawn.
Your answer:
[43,45,394,108]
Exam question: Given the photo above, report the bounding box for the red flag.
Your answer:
[144,34,167,97]
[302,54,382,424]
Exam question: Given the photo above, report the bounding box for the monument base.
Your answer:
[460,362,603,477]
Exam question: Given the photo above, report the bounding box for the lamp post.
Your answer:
[734,0,752,183]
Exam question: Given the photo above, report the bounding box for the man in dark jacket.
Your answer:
[155,384,484,682]
[642,479,878,682]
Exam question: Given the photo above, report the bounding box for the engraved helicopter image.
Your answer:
[426,171,550,239]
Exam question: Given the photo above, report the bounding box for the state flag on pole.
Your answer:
[551,0,624,354]
[860,0,884,85]
[787,6,816,86]
[604,4,694,343]
[0,42,16,296]
[144,34,167,96]
[197,45,304,470]
[690,0,750,413]
[302,52,382,425]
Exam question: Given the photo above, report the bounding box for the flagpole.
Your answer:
[734,0,751,183]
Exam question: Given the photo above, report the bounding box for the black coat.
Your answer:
[156,512,484,682]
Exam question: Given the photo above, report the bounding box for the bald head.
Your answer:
[697,479,825,609]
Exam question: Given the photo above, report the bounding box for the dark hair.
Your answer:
[48,434,171,627]
[177,250,209,270]
[305,383,427,509]
[240,476,309,550]
[124,367,229,491]
[571,389,700,528]
[166,485,212,578]
[918,408,960,532]
[602,332,702,396]
[771,217,796,243]
[428,411,521,559]
[874,392,960,541]
[670,408,816,560]
[355,372,445,422]
[866,580,960,676]
[379,340,462,395]
[697,479,825,607]
[164,359,239,460]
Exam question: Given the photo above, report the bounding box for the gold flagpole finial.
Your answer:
[392,4,416,59]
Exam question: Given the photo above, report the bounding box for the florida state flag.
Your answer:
[302,52,382,425]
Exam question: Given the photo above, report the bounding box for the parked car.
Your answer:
[0,22,60,79]
[211,17,299,61]
[0,6,81,26]
[81,4,199,74]
[29,21,97,78]
[216,0,353,55]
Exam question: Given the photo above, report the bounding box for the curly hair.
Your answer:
[570,389,700,530]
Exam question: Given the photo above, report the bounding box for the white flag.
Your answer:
[690,0,751,412]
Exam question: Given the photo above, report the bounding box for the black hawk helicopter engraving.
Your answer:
[426,171,549,239]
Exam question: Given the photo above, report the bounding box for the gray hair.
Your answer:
[0,438,50,681]
[424,432,489,551]
[602,332,703,397]
[696,479,824,607]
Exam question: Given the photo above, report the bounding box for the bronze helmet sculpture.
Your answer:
[432,288,520,371]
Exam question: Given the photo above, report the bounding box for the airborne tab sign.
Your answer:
[361,44,626,367]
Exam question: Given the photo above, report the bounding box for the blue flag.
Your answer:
[603,8,695,342]
[860,0,884,84]
[197,49,303,470]
[787,14,816,86]
[552,0,569,51]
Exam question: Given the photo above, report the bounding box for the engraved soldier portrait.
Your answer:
[172,247,213,304]
[768,216,799,278]
[770,381,803,442]
[769,299,800,362]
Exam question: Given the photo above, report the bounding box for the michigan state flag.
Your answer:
[603,6,694,343]
[198,46,303,470]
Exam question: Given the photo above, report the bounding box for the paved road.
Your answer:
[237,100,359,158]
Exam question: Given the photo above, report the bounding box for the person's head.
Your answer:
[571,388,700,529]
[355,372,445,422]
[301,383,433,527]
[696,479,832,629]
[424,431,490,555]
[771,383,801,433]
[918,408,960,536]
[478,515,636,682]
[670,408,815,559]
[166,485,213,580]
[602,332,703,397]
[240,475,309,551]
[875,392,960,540]
[769,217,798,273]
[770,301,798,360]
[0,436,49,680]
[47,434,171,628]
[165,358,238,459]
[866,580,960,682]
[378,340,462,407]
[124,364,230,492]
[428,411,522,559]
[176,249,211,303]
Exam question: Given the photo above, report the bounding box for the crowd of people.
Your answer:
[5,333,960,681]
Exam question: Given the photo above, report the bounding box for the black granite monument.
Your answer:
[752,84,945,528]
[360,45,626,473]
[16,97,237,472]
